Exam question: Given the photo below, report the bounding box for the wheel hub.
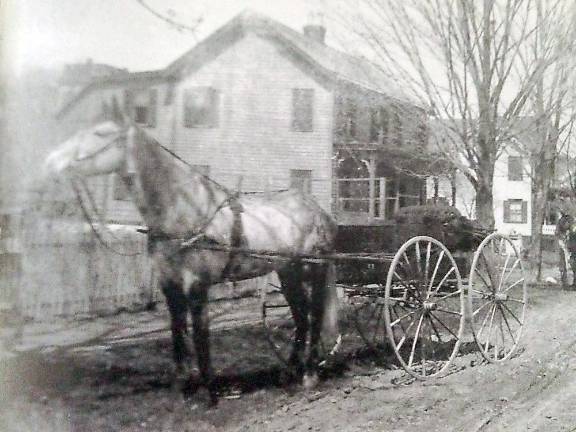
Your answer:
[495,292,508,302]
[423,301,437,312]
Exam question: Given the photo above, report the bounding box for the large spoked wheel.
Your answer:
[468,232,527,362]
[346,283,388,352]
[384,236,466,379]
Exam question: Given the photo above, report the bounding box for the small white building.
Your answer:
[427,118,549,241]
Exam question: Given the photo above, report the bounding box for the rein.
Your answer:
[74,134,126,163]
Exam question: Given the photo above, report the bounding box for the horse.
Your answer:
[555,212,576,289]
[44,104,339,406]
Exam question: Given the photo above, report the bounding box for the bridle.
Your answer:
[67,124,242,256]
[73,132,127,163]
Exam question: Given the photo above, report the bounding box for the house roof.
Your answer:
[166,10,420,106]
[56,70,166,118]
[57,10,421,118]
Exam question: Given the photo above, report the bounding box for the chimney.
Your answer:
[303,12,326,44]
[303,24,326,44]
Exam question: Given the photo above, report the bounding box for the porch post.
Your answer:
[379,178,386,219]
[368,152,377,219]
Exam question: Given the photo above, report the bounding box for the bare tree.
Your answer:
[134,0,203,36]
[515,0,576,279]
[333,0,571,229]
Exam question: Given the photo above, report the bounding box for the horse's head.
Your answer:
[45,102,132,179]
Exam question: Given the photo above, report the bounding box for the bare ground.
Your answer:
[2,287,576,432]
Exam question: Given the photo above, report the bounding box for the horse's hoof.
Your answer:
[303,373,319,390]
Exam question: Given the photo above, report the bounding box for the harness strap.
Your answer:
[221,195,246,278]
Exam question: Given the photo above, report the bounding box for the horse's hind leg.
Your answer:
[161,279,191,378]
[277,263,309,378]
[188,283,218,406]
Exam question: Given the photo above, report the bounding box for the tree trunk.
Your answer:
[530,160,553,282]
[475,167,495,229]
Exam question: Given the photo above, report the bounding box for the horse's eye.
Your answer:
[94,130,110,137]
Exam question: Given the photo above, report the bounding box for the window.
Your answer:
[124,89,157,127]
[292,89,314,132]
[113,174,133,201]
[183,87,220,128]
[508,156,523,181]
[290,169,312,194]
[370,107,389,143]
[504,199,527,223]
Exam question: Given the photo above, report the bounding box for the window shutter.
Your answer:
[148,89,157,127]
[521,201,528,224]
[292,89,314,132]
[503,200,510,223]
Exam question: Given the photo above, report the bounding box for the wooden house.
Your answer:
[56,11,438,227]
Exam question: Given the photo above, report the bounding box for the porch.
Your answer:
[333,142,451,226]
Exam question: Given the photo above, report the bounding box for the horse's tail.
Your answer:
[322,262,340,343]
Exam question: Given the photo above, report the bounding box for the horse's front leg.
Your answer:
[161,279,192,385]
[188,282,218,406]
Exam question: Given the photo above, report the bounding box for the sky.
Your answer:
[1,0,329,75]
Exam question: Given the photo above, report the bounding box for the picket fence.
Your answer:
[14,219,275,321]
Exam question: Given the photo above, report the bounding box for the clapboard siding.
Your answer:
[172,33,334,210]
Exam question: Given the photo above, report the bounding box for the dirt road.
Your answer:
[2,287,576,432]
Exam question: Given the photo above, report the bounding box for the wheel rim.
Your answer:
[384,236,465,378]
[346,283,387,352]
[468,233,527,362]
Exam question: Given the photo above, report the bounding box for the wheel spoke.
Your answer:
[473,267,491,290]
[415,241,422,279]
[506,297,525,304]
[500,258,521,288]
[432,267,456,294]
[390,309,419,327]
[424,241,432,288]
[434,289,462,303]
[427,314,443,344]
[429,312,459,340]
[408,314,425,367]
[427,250,445,297]
[476,303,496,340]
[435,307,462,317]
[396,314,419,350]
[498,304,517,345]
[501,301,523,325]
[503,278,525,293]
[472,300,493,317]
[496,252,512,292]
[483,305,497,354]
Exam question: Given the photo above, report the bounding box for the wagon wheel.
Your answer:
[384,236,466,378]
[468,232,527,362]
[261,281,294,366]
[260,272,341,369]
[346,283,388,352]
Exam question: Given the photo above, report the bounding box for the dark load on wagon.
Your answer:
[393,204,489,252]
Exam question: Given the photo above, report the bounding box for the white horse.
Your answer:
[45,104,339,405]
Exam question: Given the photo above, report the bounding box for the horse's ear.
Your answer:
[110,96,128,126]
